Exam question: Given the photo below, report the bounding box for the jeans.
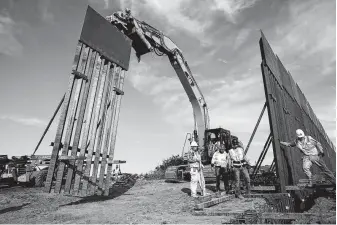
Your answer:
[233,166,251,196]
[215,166,230,192]
[302,155,335,185]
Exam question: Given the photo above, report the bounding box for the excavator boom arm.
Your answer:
[106,10,210,148]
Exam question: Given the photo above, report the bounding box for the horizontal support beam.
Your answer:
[113,86,124,95]
[194,195,235,210]
[195,211,336,220]
[50,142,122,159]
[108,160,126,165]
[30,155,53,160]
[193,209,244,217]
[243,193,291,198]
[261,212,336,220]
[81,160,126,165]
[58,155,86,161]
[30,152,126,164]
[72,70,88,81]
[251,186,300,191]
[193,192,228,204]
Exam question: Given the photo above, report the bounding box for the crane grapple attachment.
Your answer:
[127,28,152,57]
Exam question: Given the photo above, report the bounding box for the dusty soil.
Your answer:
[0,180,335,224]
[0,180,267,224]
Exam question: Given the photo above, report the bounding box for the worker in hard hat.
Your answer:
[211,144,231,193]
[280,129,335,187]
[228,139,251,199]
[188,140,207,197]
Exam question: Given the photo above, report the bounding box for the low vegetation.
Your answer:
[139,155,185,180]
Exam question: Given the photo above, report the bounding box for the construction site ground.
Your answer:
[0,179,335,224]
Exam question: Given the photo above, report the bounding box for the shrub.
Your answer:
[142,155,184,180]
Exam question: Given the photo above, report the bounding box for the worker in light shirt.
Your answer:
[280,129,335,187]
[211,144,231,193]
[228,138,251,199]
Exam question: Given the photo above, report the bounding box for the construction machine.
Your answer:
[0,155,50,187]
[106,9,239,181]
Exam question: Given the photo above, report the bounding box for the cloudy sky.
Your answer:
[0,0,335,173]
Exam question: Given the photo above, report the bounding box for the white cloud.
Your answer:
[312,100,336,146]
[143,0,210,35]
[218,58,228,64]
[0,115,47,127]
[211,0,261,23]
[127,61,182,95]
[233,28,251,49]
[37,0,54,24]
[0,14,23,57]
[272,0,335,74]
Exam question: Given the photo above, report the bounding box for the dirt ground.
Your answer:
[0,180,336,224]
[0,180,269,224]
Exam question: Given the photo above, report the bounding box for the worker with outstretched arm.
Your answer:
[211,144,230,193]
[280,129,336,187]
[228,139,251,199]
[188,141,207,197]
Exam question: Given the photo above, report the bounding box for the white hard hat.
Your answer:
[296,129,305,138]
[190,141,198,147]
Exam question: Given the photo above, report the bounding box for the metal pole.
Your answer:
[245,102,267,155]
[252,133,272,179]
[32,94,65,156]
[181,133,191,157]
[269,159,275,172]
[254,137,272,179]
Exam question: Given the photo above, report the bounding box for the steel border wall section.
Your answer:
[44,6,131,196]
[259,31,336,192]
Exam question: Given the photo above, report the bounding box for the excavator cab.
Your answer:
[204,128,232,162]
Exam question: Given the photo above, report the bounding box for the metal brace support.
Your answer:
[113,86,124,95]
[72,70,88,81]
[269,94,277,102]
[283,108,290,115]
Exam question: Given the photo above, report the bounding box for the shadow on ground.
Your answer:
[60,180,136,207]
[206,185,217,192]
[181,188,191,196]
[0,203,30,215]
[181,185,218,196]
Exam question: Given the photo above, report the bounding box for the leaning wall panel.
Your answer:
[44,6,131,196]
[259,31,335,190]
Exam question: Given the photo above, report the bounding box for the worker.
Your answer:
[280,129,336,187]
[208,138,220,158]
[228,138,251,199]
[211,144,230,193]
[188,140,207,197]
